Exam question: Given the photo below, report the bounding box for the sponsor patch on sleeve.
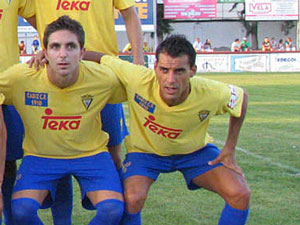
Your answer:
[134,93,156,113]
[227,85,238,109]
[25,92,48,107]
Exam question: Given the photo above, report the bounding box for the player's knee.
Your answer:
[225,184,251,209]
[94,199,124,224]
[125,191,147,213]
[12,198,40,223]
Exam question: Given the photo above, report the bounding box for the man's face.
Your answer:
[154,53,196,106]
[45,30,84,87]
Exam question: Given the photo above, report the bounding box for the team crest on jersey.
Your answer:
[25,92,48,107]
[81,94,93,110]
[134,93,156,113]
[198,110,210,121]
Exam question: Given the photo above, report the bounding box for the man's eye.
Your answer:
[161,68,168,73]
[67,44,77,50]
[51,45,60,49]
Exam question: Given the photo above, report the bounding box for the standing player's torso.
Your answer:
[34,0,133,55]
[0,0,23,71]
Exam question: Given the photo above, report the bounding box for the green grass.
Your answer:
[39,72,300,224]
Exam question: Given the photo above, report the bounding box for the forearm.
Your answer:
[82,51,105,63]
[224,91,248,149]
[108,146,123,170]
[121,7,144,65]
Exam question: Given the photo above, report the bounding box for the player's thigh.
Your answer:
[12,190,49,205]
[123,175,154,198]
[73,152,123,208]
[192,166,249,198]
[86,190,124,207]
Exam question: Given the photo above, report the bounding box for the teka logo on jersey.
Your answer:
[0,9,3,21]
[41,108,82,130]
[56,0,91,11]
[143,115,182,139]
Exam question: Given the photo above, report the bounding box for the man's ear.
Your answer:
[43,49,48,60]
[190,65,197,77]
[80,48,86,61]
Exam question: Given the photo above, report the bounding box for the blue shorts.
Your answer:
[101,104,129,147]
[121,144,223,190]
[13,152,123,210]
[3,105,24,160]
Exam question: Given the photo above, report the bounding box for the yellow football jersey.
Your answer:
[34,0,135,55]
[0,0,34,72]
[0,61,126,158]
[102,56,245,156]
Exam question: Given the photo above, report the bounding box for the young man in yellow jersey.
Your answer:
[27,1,144,224]
[88,35,251,225]
[1,16,126,225]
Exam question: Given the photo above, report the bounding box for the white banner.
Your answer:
[270,53,300,72]
[196,55,230,72]
[231,55,269,72]
[245,0,299,21]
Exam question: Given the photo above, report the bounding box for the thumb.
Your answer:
[208,157,220,166]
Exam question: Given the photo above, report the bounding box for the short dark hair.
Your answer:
[155,35,196,68]
[43,15,85,49]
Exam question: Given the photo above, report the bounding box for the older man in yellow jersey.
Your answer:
[85,34,251,225]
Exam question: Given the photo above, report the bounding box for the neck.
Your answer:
[46,66,79,89]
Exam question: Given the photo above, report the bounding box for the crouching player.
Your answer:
[0,16,126,225]
[89,34,251,225]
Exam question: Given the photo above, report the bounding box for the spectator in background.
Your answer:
[270,37,277,51]
[19,41,27,54]
[261,37,273,51]
[193,37,203,52]
[122,43,132,53]
[143,41,151,52]
[284,37,293,51]
[203,39,213,52]
[31,35,39,54]
[240,37,250,52]
[231,38,240,52]
[277,39,285,51]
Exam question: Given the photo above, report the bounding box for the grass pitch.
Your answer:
[39,72,300,224]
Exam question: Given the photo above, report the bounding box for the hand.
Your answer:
[27,51,48,71]
[208,146,244,177]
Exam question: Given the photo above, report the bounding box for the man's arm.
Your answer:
[209,90,248,176]
[0,106,7,217]
[25,15,37,29]
[120,6,144,65]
